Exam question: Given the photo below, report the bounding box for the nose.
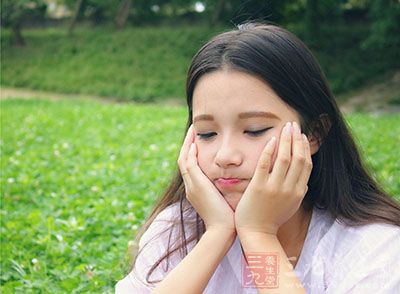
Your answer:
[214,135,243,168]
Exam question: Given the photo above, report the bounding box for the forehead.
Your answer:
[192,70,293,119]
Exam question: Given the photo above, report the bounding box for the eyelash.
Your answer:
[197,128,272,140]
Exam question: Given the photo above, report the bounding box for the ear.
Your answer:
[307,114,331,155]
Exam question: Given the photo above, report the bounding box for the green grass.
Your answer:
[1,98,399,292]
[0,25,222,102]
[1,23,398,102]
[1,98,187,292]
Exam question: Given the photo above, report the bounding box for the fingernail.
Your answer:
[293,121,300,133]
[284,122,292,135]
[268,136,276,147]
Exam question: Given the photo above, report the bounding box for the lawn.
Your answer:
[1,23,398,102]
[1,98,399,292]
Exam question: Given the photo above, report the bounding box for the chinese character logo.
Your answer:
[242,252,279,288]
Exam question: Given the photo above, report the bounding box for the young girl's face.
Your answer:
[192,70,302,211]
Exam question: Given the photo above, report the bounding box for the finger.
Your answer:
[284,121,306,187]
[186,142,203,185]
[252,136,276,183]
[186,142,215,192]
[178,124,194,174]
[296,134,313,192]
[182,143,196,185]
[269,122,292,183]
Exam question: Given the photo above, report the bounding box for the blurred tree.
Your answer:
[0,0,47,45]
[305,0,320,43]
[205,0,290,26]
[115,0,132,28]
[363,0,400,50]
[66,0,120,34]
[68,0,84,35]
[211,0,225,26]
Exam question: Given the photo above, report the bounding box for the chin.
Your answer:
[222,193,241,211]
[229,202,238,211]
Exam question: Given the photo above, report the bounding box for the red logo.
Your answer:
[241,252,279,288]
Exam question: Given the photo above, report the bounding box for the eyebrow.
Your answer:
[193,111,279,123]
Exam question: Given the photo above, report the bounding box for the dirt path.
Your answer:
[2,71,399,113]
[0,88,185,107]
[339,71,400,114]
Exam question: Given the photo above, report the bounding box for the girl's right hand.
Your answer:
[177,124,236,234]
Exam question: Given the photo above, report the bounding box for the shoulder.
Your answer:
[115,201,197,293]
[320,218,400,263]
[315,215,400,292]
[139,200,197,248]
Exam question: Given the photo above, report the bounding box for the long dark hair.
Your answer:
[128,22,400,284]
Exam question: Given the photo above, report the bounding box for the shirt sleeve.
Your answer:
[115,202,197,294]
[326,223,400,294]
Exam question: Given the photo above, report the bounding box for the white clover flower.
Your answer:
[167,143,178,151]
[149,144,158,151]
[69,217,78,227]
[128,240,136,247]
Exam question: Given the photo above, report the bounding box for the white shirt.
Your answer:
[116,202,400,293]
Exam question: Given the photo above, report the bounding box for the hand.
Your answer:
[234,121,313,236]
[177,124,236,234]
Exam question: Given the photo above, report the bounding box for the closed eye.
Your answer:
[197,132,217,140]
[197,128,271,140]
[245,127,272,137]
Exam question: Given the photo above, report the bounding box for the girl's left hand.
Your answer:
[234,121,313,236]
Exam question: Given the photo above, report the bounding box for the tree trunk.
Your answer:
[68,0,84,35]
[115,0,132,29]
[211,0,225,26]
[11,24,25,46]
[305,0,320,43]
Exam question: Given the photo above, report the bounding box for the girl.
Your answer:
[116,23,400,293]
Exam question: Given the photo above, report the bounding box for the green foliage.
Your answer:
[0,25,222,102]
[288,22,400,94]
[362,0,400,50]
[0,0,47,27]
[1,98,399,292]
[1,24,398,101]
[80,0,120,24]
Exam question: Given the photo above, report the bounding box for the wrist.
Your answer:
[236,224,279,238]
[205,227,237,240]
[237,230,278,242]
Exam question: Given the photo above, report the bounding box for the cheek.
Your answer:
[196,145,211,174]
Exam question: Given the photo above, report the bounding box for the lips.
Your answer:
[216,178,244,187]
